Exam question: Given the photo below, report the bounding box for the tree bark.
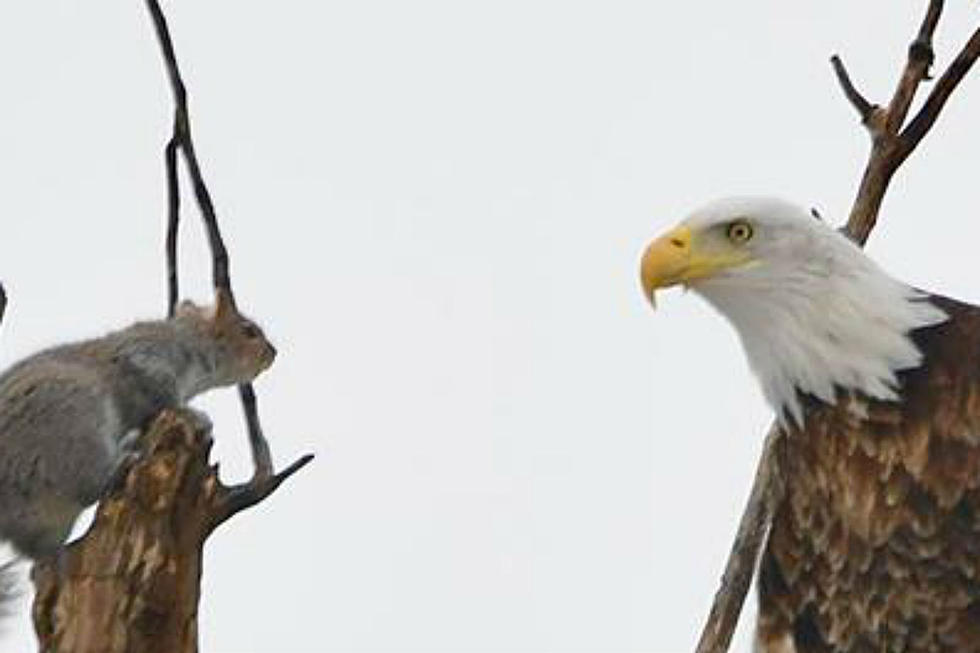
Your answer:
[33,410,231,653]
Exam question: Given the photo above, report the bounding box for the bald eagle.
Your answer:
[641,197,980,652]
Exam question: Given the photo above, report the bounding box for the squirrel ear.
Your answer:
[175,299,202,319]
[213,287,237,323]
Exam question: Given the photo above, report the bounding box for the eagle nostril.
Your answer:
[670,238,686,249]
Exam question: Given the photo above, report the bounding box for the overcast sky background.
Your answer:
[1,2,980,651]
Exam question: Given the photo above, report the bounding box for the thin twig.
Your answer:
[177,131,232,295]
[211,453,315,530]
[239,383,274,477]
[830,55,876,124]
[144,0,230,296]
[916,0,944,47]
[900,26,980,150]
[144,0,310,505]
[165,131,180,317]
[843,1,948,245]
[882,0,941,136]
[694,3,979,652]
[694,426,782,653]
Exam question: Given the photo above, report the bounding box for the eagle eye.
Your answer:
[726,220,753,244]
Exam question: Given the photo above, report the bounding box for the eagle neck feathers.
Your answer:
[694,238,948,426]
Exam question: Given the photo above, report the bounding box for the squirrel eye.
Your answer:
[241,324,261,339]
[726,220,753,244]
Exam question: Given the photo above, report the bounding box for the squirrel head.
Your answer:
[176,288,277,385]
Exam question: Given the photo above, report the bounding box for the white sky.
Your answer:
[1,2,979,652]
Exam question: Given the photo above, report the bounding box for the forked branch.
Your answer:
[695,3,980,652]
[830,0,980,246]
[144,0,312,514]
[143,0,230,296]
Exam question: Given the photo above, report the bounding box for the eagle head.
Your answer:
[640,197,947,426]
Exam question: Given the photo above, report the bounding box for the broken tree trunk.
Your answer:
[32,409,253,653]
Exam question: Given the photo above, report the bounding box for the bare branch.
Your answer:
[210,453,315,530]
[830,55,877,125]
[901,26,980,150]
[695,4,979,651]
[144,0,310,499]
[843,154,898,246]
[239,382,273,478]
[178,133,232,296]
[883,0,941,135]
[144,0,230,296]
[695,426,783,653]
[207,385,315,529]
[165,131,180,317]
[844,0,955,245]
[917,0,944,44]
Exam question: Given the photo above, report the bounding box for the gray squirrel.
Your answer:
[0,289,275,561]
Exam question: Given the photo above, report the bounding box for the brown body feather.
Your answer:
[757,295,980,652]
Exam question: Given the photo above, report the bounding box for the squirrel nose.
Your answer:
[267,344,277,362]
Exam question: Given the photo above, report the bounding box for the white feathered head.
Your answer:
[640,197,946,425]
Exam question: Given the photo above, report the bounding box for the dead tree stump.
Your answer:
[31,409,256,653]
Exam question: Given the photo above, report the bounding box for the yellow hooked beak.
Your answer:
[640,224,747,308]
